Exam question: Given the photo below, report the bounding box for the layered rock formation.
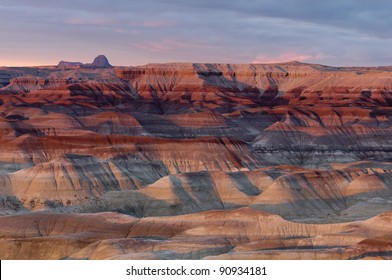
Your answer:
[0,61,391,259]
[91,55,112,68]
[56,55,112,69]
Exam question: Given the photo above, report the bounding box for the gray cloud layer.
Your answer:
[0,0,391,66]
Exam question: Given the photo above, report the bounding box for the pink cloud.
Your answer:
[131,38,215,53]
[130,20,177,28]
[64,17,115,27]
[252,52,324,64]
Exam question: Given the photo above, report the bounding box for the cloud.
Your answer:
[132,38,215,53]
[252,53,325,64]
[64,17,116,27]
[0,0,391,66]
[162,0,392,38]
[130,21,177,28]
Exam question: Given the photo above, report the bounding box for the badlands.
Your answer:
[0,56,391,259]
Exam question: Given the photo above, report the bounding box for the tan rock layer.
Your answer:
[0,208,391,260]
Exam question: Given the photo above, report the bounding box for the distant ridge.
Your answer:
[57,55,112,69]
[57,61,83,68]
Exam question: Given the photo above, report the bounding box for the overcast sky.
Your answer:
[1,0,391,66]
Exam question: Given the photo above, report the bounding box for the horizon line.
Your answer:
[2,60,392,69]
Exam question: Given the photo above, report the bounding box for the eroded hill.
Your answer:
[0,62,391,259]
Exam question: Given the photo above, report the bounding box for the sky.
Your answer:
[0,0,391,67]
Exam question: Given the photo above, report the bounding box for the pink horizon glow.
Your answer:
[252,53,326,64]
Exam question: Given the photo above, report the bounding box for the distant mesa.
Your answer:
[57,61,83,68]
[92,55,112,68]
[57,55,112,69]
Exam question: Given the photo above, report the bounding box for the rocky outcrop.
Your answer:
[57,61,83,68]
[91,55,112,68]
[56,55,112,69]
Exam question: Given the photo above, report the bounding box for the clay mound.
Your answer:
[0,208,391,260]
[250,168,392,222]
[0,134,258,170]
[252,122,392,166]
[115,63,392,106]
[0,117,17,140]
[78,111,143,135]
[164,111,226,128]
[23,112,82,136]
[3,69,134,103]
[75,164,392,223]
[81,170,267,216]
[1,134,261,210]
[9,154,140,209]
